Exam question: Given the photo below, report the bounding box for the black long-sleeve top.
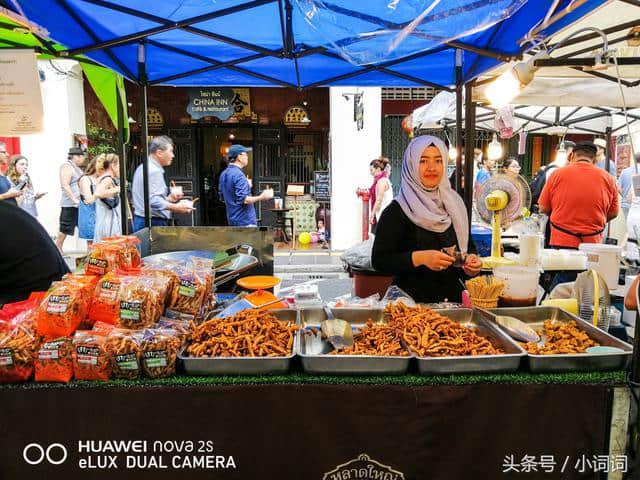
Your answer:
[371,200,474,303]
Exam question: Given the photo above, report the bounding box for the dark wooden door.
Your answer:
[253,126,286,226]
[165,128,199,226]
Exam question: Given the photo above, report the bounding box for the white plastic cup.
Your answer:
[170,185,183,197]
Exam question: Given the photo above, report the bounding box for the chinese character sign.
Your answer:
[0,49,44,135]
[187,88,250,121]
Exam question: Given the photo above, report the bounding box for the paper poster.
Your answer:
[0,49,44,135]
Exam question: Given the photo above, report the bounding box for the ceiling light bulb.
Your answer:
[487,133,503,161]
[486,70,521,108]
[229,133,235,139]
[448,146,458,160]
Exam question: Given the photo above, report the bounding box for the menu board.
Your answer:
[313,171,330,202]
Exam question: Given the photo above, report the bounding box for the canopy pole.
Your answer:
[464,81,476,223]
[455,49,463,195]
[605,120,612,174]
[116,82,128,234]
[138,42,151,229]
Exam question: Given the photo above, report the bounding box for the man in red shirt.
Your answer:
[538,141,619,249]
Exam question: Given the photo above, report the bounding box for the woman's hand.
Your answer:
[412,250,454,272]
[463,254,483,277]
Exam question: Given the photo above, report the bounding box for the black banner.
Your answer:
[0,383,611,479]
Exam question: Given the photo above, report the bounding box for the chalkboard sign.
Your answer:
[313,171,330,202]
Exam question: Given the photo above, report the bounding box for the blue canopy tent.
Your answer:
[2,0,608,222]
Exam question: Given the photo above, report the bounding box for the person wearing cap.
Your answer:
[131,135,194,232]
[218,144,273,227]
[539,141,619,249]
[594,138,616,176]
[55,147,86,251]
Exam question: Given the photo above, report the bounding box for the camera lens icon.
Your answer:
[23,443,67,465]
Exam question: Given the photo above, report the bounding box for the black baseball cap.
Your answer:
[68,147,86,156]
[573,141,597,155]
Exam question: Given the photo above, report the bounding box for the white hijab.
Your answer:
[396,135,469,253]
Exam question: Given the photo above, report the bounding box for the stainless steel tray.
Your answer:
[413,309,526,375]
[179,309,297,375]
[488,306,632,373]
[297,308,410,375]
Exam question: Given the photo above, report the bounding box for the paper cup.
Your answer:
[170,186,183,196]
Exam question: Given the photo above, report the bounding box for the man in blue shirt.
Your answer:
[219,145,272,226]
[619,153,639,218]
[132,136,193,232]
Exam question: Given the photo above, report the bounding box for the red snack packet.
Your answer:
[34,336,73,383]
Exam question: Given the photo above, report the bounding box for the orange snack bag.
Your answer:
[102,235,142,270]
[88,272,127,325]
[35,337,73,383]
[72,330,111,381]
[37,282,88,337]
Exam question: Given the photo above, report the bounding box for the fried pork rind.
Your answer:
[187,309,298,358]
[329,320,409,356]
[72,330,111,381]
[519,320,599,355]
[385,302,504,357]
[37,281,89,337]
[0,324,38,383]
[141,329,180,378]
[117,278,158,329]
[168,264,210,317]
[106,329,142,380]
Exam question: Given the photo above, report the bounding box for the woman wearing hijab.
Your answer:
[372,136,482,303]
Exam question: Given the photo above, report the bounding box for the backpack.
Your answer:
[529,165,557,208]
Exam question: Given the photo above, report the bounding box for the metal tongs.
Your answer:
[321,306,354,350]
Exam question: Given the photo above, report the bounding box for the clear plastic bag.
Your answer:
[340,237,375,270]
[117,277,158,330]
[106,329,143,380]
[0,324,38,383]
[380,285,416,307]
[141,328,181,379]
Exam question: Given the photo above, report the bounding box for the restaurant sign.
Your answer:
[323,454,405,480]
[187,88,250,120]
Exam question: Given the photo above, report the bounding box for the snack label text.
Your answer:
[47,294,70,314]
[76,345,100,365]
[144,350,168,368]
[120,301,142,320]
[98,281,120,302]
[178,280,196,298]
[115,352,139,370]
[0,347,13,366]
[87,257,109,275]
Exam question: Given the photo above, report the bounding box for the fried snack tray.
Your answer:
[178,309,297,375]
[488,306,632,373]
[412,308,525,375]
[296,308,411,375]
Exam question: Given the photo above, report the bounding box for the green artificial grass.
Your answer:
[1,369,626,390]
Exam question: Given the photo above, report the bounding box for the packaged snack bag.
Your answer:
[37,282,88,337]
[106,329,142,380]
[117,277,158,329]
[72,330,111,381]
[88,271,127,326]
[35,336,73,383]
[167,263,210,317]
[141,329,180,379]
[0,324,38,383]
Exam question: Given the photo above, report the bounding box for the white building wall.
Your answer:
[20,59,87,252]
[329,87,382,251]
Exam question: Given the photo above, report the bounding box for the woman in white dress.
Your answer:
[93,153,122,242]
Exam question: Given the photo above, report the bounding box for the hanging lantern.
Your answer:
[448,146,458,160]
[487,133,503,161]
[401,114,413,134]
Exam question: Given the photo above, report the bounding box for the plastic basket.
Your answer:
[469,297,498,309]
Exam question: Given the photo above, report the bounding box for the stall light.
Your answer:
[448,146,458,160]
[486,52,549,107]
[487,133,503,161]
[229,133,235,139]
[128,116,136,124]
[555,141,568,166]
[225,147,229,154]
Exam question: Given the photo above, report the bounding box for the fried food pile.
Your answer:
[519,320,599,355]
[329,320,409,356]
[187,309,298,357]
[385,302,504,357]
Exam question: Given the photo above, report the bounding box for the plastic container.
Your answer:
[541,249,587,270]
[493,266,540,307]
[541,298,578,315]
[519,233,543,267]
[471,225,492,258]
[578,244,622,289]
